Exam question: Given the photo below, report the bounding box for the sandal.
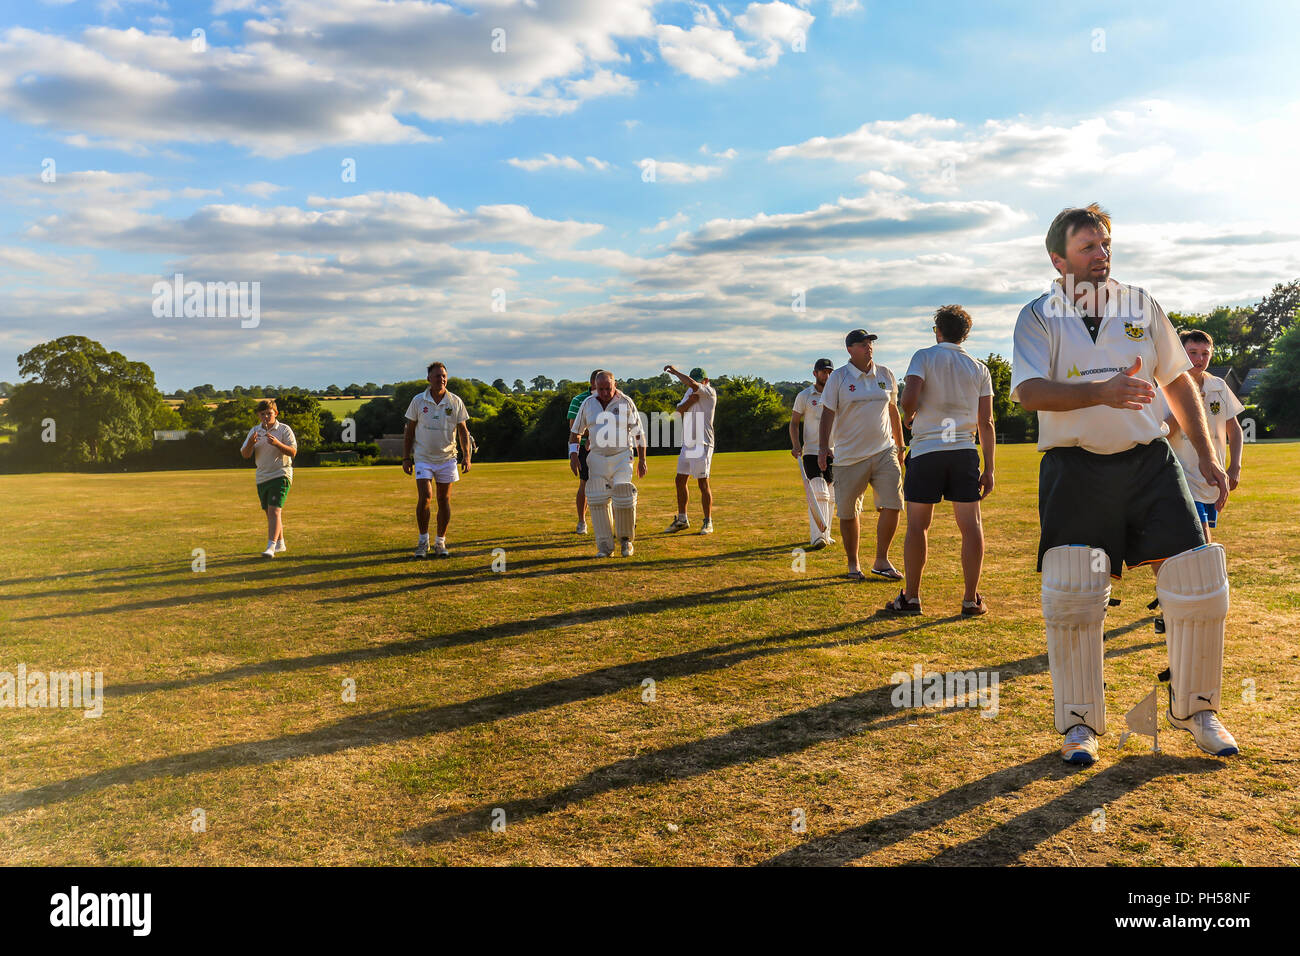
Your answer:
[868,566,903,581]
[962,594,988,616]
[844,569,867,582]
[883,590,921,615]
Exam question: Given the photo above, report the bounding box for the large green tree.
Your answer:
[1252,322,1300,436]
[3,335,162,466]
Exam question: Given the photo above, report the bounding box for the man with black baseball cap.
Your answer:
[818,330,905,581]
[790,357,836,548]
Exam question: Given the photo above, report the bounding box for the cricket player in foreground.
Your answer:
[888,306,994,616]
[402,362,472,558]
[818,329,905,582]
[790,357,836,549]
[569,371,647,557]
[664,365,717,535]
[567,369,603,535]
[1012,203,1235,765]
[239,398,297,558]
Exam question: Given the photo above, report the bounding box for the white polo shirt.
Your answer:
[1152,373,1244,504]
[904,342,992,458]
[820,361,898,466]
[404,388,469,464]
[571,391,645,458]
[1011,278,1191,455]
[792,384,833,456]
[678,383,717,448]
[245,421,297,483]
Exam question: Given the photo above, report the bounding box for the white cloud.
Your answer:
[700,144,738,159]
[642,159,724,182]
[242,181,286,198]
[507,154,586,172]
[642,211,689,233]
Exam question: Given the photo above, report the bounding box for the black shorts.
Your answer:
[577,444,590,482]
[1037,439,1205,577]
[903,448,980,504]
[802,453,833,484]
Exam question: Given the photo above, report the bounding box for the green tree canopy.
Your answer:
[1252,322,1300,436]
[3,335,162,466]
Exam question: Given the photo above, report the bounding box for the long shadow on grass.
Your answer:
[397,620,1158,845]
[104,575,839,698]
[0,609,949,816]
[11,542,799,621]
[761,752,1216,865]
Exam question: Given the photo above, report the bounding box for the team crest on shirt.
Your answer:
[878,381,888,390]
[848,384,856,392]
[1209,400,1221,415]
[422,406,428,413]
[1123,322,1144,340]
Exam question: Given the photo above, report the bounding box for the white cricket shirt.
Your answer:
[245,421,297,483]
[1011,278,1191,455]
[678,383,717,448]
[570,392,645,457]
[1153,373,1244,503]
[820,361,898,466]
[404,389,469,464]
[792,384,834,456]
[904,342,993,458]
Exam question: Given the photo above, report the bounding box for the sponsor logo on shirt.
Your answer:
[1067,363,1123,378]
[1123,322,1145,340]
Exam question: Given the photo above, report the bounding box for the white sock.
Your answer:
[677,512,687,520]
[435,535,446,546]
[267,539,276,550]
[419,533,429,544]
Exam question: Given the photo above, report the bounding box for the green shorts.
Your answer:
[257,476,291,510]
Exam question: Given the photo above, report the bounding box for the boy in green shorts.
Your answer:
[240,398,297,558]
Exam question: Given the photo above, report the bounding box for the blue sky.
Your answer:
[2,0,1298,391]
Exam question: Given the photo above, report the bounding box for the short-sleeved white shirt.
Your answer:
[678,383,717,448]
[404,388,469,464]
[904,342,993,458]
[1011,278,1191,455]
[571,391,645,458]
[1153,373,1245,503]
[820,361,898,466]
[792,384,833,456]
[245,421,296,483]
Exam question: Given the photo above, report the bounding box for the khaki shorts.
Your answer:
[834,446,903,516]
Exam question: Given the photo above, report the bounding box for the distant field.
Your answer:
[0,445,1295,865]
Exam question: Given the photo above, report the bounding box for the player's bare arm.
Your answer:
[402,419,416,475]
[265,434,296,458]
[817,407,835,471]
[789,410,803,458]
[977,393,995,498]
[457,421,472,472]
[240,432,256,458]
[889,400,904,466]
[567,427,582,476]
[664,365,700,390]
[1226,415,1243,490]
[900,374,924,427]
[1163,373,1229,508]
[1016,356,1155,412]
[677,390,700,413]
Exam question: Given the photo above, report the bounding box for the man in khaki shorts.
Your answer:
[818,329,905,581]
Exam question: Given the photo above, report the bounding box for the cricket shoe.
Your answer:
[275,540,286,553]
[261,545,276,558]
[1168,696,1238,756]
[697,520,714,535]
[810,538,827,550]
[665,516,689,533]
[596,546,614,558]
[412,540,429,558]
[620,539,634,557]
[1061,724,1098,765]
[576,522,587,534]
[432,541,450,559]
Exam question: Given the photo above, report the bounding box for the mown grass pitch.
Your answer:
[0,445,1296,866]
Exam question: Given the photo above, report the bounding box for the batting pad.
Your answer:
[1042,545,1111,735]
[812,476,833,530]
[1157,544,1228,719]
[590,500,615,553]
[612,482,637,541]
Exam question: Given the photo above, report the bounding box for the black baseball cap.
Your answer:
[813,358,834,371]
[845,329,878,347]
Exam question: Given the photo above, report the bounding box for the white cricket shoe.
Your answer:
[1168,705,1239,757]
[810,538,827,550]
[576,521,587,534]
[666,515,689,532]
[620,539,634,557]
[596,546,614,558]
[275,540,286,553]
[261,545,276,558]
[432,541,450,559]
[1061,724,1098,765]
[697,520,713,535]
[412,540,429,558]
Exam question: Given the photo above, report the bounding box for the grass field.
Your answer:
[0,445,1296,866]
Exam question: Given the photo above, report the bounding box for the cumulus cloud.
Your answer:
[656,1,813,81]
[641,159,724,182]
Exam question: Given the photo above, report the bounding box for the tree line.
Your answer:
[2,279,1296,471]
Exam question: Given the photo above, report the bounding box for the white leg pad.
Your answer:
[1157,544,1228,719]
[612,482,637,541]
[589,500,615,553]
[812,476,833,529]
[1042,545,1111,735]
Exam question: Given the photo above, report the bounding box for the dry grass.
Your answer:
[0,444,1296,866]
